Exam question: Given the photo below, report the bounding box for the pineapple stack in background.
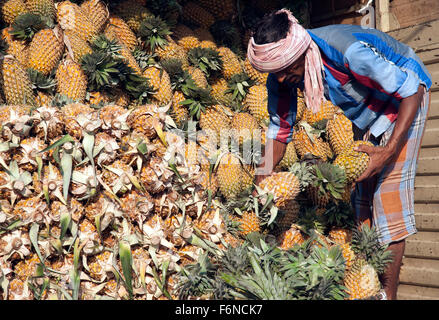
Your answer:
[0,0,392,301]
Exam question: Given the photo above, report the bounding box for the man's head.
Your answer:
[251,11,306,84]
[247,9,325,113]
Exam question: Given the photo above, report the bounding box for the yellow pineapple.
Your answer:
[218,46,242,80]
[243,84,269,125]
[170,90,188,127]
[333,140,374,183]
[27,0,56,21]
[197,0,235,20]
[1,0,28,25]
[61,103,95,139]
[80,0,109,33]
[278,224,305,249]
[55,59,88,102]
[104,15,138,52]
[63,29,92,63]
[237,211,260,237]
[199,104,232,143]
[259,172,301,209]
[1,27,29,69]
[243,58,268,85]
[56,1,99,42]
[156,42,189,69]
[210,77,232,105]
[113,0,153,33]
[177,36,200,52]
[143,66,173,105]
[186,66,208,88]
[276,141,298,170]
[277,200,300,231]
[199,40,217,50]
[328,227,352,245]
[344,258,381,300]
[216,152,244,200]
[171,24,195,41]
[192,27,215,42]
[327,111,354,155]
[296,89,306,122]
[303,99,338,125]
[231,112,259,146]
[292,122,332,161]
[1,56,36,105]
[28,27,64,76]
[127,104,164,139]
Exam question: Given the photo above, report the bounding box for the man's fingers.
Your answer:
[354,144,375,154]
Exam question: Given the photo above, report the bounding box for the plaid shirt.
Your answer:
[266,24,432,143]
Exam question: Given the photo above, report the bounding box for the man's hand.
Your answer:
[355,144,395,182]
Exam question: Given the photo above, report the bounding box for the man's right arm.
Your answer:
[254,74,296,185]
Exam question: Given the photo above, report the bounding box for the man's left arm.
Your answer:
[355,84,424,182]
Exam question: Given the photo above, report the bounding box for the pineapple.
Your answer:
[333,140,374,183]
[276,141,298,170]
[259,172,301,209]
[127,104,164,139]
[63,29,92,63]
[61,103,95,139]
[307,162,347,208]
[101,159,135,195]
[195,209,226,243]
[292,122,332,161]
[13,136,47,172]
[243,58,268,86]
[344,257,381,300]
[55,59,88,102]
[186,66,208,88]
[217,46,242,80]
[345,224,394,299]
[243,84,269,125]
[210,77,232,105]
[192,27,215,42]
[33,105,64,140]
[303,99,338,125]
[199,104,232,144]
[56,1,99,42]
[178,36,200,52]
[170,90,189,127]
[216,152,244,200]
[143,65,173,105]
[104,15,138,52]
[1,0,28,25]
[80,0,109,33]
[0,56,36,105]
[28,27,64,76]
[181,2,215,29]
[329,227,353,245]
[231,112,259,146]
[296,89,306,122]
[327,111,354,155]
[113,0,153,33]
[277,200,300,231]
[140,157,173,195]
[98,104,131,139]
[237,211,260,237]
[1,27,29,69]
[171,24,195,41]
[187,47,222,79]
[197,0,235,20]
[26,0,56,23]
[120,189,154,223]
[278,224,305,249]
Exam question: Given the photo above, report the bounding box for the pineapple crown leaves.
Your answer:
[146,0,182,23]
[296,205,327,235]
[288,161,315,191]
[324,201,355,230]
[351,223,394,274]
[187,47,223,78]
[225,72,255,107]
[311,162,347,200]
[133,47,156,71]
[10,13,48,41]
[183,87,216,120]
[90,34,124,59]
[80,51,122,91]
[27,68,57,94]
[123,74,156,104]
[160,58,197,94]
[0,38,8,56]
[138,15,172,52]
[176,251,218,299]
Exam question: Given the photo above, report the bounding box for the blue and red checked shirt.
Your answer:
[266,24,432,143]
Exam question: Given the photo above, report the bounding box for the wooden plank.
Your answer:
[416,147,439,175]
[421,119,439,148]
[397,284,439,300]
[415,213,439,231]
[404,231,439,259]
[415,176,439,202]
[399,258,439,287]
[388,18,439,48]
[389,0,439,30]
[427,90,439,119]
[415,203,439,213]
[426,61,439,92]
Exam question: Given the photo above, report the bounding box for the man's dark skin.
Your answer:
[254,53,425,300]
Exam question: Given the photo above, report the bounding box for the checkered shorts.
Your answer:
[352,88,430,245]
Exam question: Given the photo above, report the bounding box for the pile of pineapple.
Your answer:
[0,0,392,301]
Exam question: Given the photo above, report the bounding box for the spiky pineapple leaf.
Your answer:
[10,13,47,41]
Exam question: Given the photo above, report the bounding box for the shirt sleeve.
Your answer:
[265,74,297,144]
[344,41,420,100]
